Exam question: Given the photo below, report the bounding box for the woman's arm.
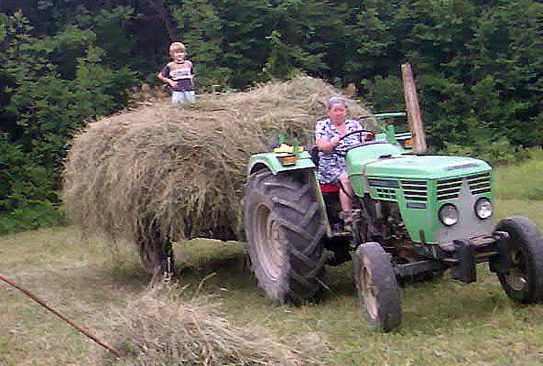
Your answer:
[315,120,340,152]
[316,136,340,152]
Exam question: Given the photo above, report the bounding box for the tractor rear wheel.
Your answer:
[354,242,402,332]
[495,216,543,303]
[244,170,326,304]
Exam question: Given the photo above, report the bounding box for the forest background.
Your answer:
[0,0,541,233]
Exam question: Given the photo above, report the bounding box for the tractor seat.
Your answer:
[320,183,340,193]
[310,146,340,194]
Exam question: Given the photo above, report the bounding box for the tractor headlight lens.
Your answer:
[439,204,459,226]
[475,198,493,219]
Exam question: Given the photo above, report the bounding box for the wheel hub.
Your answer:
[361,257,378,319]
[254,203,284,282]
[506,246,527,291]
[507,271,527,291]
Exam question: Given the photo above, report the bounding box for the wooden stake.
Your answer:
[401,63,427,154]
[0,272,121,358]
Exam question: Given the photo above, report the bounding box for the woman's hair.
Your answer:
[169,42,186,55]
[326,96,347,109]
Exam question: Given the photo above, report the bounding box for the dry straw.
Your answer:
[63,76,371,264]
[102,288,328,365]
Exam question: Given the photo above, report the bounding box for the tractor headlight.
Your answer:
[475,198,493,219]
[439,204,459,226]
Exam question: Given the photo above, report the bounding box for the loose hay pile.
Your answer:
[103,289,327,365]
[63,76,371,270]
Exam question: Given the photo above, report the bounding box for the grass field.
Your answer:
[1,154,543,365]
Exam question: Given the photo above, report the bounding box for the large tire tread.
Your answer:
[354,242,402,332]
[496,216,543,303]
[244,170,326,304]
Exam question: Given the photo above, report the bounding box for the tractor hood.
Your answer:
[354,155,491,180]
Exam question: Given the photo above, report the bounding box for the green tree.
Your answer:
[0,11,136,231]
[263,29,326,79]
[171,0,231,89]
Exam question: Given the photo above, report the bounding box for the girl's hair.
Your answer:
[169,42,186,54]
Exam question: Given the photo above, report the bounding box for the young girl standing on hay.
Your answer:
[157,42,195,104]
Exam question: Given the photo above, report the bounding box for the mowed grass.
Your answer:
[2,157,543,365]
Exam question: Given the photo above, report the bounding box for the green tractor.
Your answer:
[243,114,543,331]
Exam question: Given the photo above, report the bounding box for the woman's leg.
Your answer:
[338,172,353,222]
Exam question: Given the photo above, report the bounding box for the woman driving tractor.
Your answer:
[315,96,368,228]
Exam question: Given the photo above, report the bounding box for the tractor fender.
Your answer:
[247,152,331,237]
[247,151,316,176]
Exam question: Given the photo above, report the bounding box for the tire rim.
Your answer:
[254,203,283,281]
[506,245,527,292]
[360,256,378,319]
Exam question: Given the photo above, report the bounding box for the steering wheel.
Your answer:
[334,129,380,157]
[338,129,373,143]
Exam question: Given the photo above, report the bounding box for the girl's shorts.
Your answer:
[172,91,196,104]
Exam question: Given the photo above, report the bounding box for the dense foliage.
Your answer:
[1,0,541,232]
[0,8,138,231]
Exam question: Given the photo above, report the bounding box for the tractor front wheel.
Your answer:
[495,216,543,303]
[354,242,402,332]
[244,170,326,304]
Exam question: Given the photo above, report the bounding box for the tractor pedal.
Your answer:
[331,223,353,237]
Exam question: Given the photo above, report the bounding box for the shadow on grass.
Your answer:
[176,254,254,291]
[399,272,515,334]
[59,238,529,337]
[315,264,522,335]
[62,240,251,296]
[47,261,153,298]
[317,263,357,303]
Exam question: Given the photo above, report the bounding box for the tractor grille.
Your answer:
[436,177,463,200]
[437,173,491,201]
[376,188,396,200]
[467,173,491,195]
[400,180,427,201]
[368,179,399,201]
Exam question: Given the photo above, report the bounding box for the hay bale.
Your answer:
[102,289,327,365]
[63,76,371,269]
